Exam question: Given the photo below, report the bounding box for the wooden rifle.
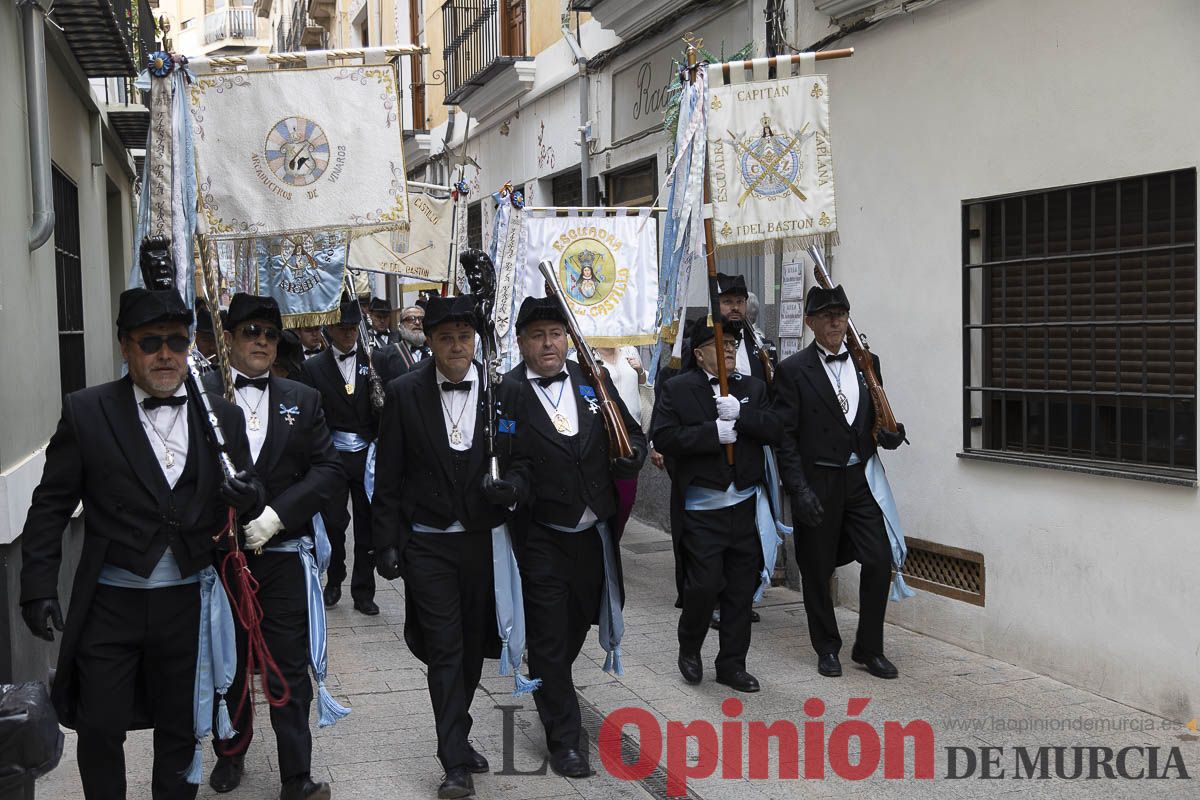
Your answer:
[806,245,899,440]
[742,321,775,384]
[538,260,635,461]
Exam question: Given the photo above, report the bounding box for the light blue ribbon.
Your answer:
[863,455,917,602]
[333,432,377,500]
[595,521,625,676]
[185,565,238,784]
[264,524,351,726]
[491,524,541,695]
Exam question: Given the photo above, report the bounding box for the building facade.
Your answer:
[0,0,150,681]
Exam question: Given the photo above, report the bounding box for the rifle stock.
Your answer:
[538,260,635,461]
[806,246,899,438]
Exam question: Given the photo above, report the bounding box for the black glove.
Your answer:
[220,470,259,514]
[482,475,520,507]
[876,422,907,450]
[22,598,64,642]
[376,546,403,581]
[611,446,644,479]
[790,487,825,528]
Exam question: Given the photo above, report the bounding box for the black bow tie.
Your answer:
[235,375,269,391]
[824,351,850,364]
[441,380,472,393]
[304,348,322,356]
[708,376,721,386]
[536,372,568,389]
[143,395,186,410]
[337,350,357,362]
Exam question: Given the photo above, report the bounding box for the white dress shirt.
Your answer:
[332,344,358,391]
[735,337,752,376]
[133,383,190,487]
[231,367,269,463]
[526,365,597,530]
[816,342,859,426]
[435,364,478,452]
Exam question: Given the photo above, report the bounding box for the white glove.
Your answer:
[716,418,738,444]
[244,506,284,550]
[715,395,741,421]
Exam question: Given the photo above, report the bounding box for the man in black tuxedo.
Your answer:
[19,288,262,800]
[714,273,774,383]
[366,296,394,351]
[373,304,431,385]
[773,285,906,680]
[373,294,506,799]
[299,299,380,614]
[488,297,646,779]
[652,320,781,693]
[203,294,342,800]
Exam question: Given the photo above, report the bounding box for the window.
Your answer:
[501,0,526,57]
[606,158,656,207]
[53,167,86,397]
[962,169,1197,480]
[467,201,482,251]
[551,170,583,208]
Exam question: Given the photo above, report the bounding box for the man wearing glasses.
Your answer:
[18,287,263,799]
[772,285,906,680]
[374,304,431,385]
[202,294,344,800]
[652,320,781,694]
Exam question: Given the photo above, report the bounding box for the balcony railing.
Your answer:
[54,0,158,76]
[204,7,259,45]
[441,0,527,105]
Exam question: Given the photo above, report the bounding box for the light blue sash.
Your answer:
[863,455,916,601]
[681,448,793,602]
[490,524,541,695]
[185,565,238,784]
[97,547,199,588]
[264,518,351,726]
[543,519,625,676]
[332,431,378,500]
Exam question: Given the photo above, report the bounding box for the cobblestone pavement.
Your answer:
[39,518,1196,799]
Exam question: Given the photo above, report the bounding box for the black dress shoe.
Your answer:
[851,648,898,679]
[466,744,489,774]
[209,754,244,793]
[750,610,761,623]
[437,767,474,799]
[818,652,842,677]
[677,650,702,685]
[353,598,380,616]
[715,669,760,693]
[280,775,331,800]
[323,584,341,608]
[709,610,721,630]
[549,747,592,778]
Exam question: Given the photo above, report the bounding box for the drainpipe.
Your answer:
[561,12,589,205]
[20,0,54,251]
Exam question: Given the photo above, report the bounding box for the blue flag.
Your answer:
[256,232,348,327]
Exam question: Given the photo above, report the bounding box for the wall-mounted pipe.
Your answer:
[561,12,590,205]
[21,0,54,251]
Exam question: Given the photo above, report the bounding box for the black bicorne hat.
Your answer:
[715,272,749,298]
[690,318,740,350]
[336,298,363,326]
[226,293,283,331]
[804,284,851,315]
[515,296,567,333]
[116,288,193,332]
[423,294,479,333]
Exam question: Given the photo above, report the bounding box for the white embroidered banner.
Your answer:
[348,193,452,281]
[521,213,659,347]
[188,65,409,239]
[706,73,836,248]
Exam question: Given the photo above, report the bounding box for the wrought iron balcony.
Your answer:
[54,0,158,77]
[204,7,259,45]
[441,0,530,106]
[98,76,150,150]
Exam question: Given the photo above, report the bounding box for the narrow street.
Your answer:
[38,518,1196,799]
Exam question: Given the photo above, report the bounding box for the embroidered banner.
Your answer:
[521,213,659,347]
[706,73,836,248]
[348,192,452,281]
[255,232,348,327]
[188,65,409,239]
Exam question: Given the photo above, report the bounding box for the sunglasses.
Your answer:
[238,323,281,342]
[135,334,191,355]
[400,315,423,324]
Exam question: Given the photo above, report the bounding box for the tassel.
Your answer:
[216,696,237,740]
[498,641,512,676]
[512,672,542,697]
[317,680,351,728]
[183,743,203,785]
[602,646,625,677]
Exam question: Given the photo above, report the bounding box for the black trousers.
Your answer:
[677,496,761,675]
[74,583,200,800]
[403,531,493,771]
[213,550,313,783]
[519,523,604,754]
[323,447,375,601]
[794,462,892,658]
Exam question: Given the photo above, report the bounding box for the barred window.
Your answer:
[962,169,1197,482]
[53,166,86,397]
[467,200,482,252]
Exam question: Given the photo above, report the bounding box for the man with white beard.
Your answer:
[374,304,432,385]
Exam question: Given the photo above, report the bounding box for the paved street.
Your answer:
[39,517,1196,799]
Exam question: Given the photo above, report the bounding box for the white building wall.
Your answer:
[794,0,1200,722]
